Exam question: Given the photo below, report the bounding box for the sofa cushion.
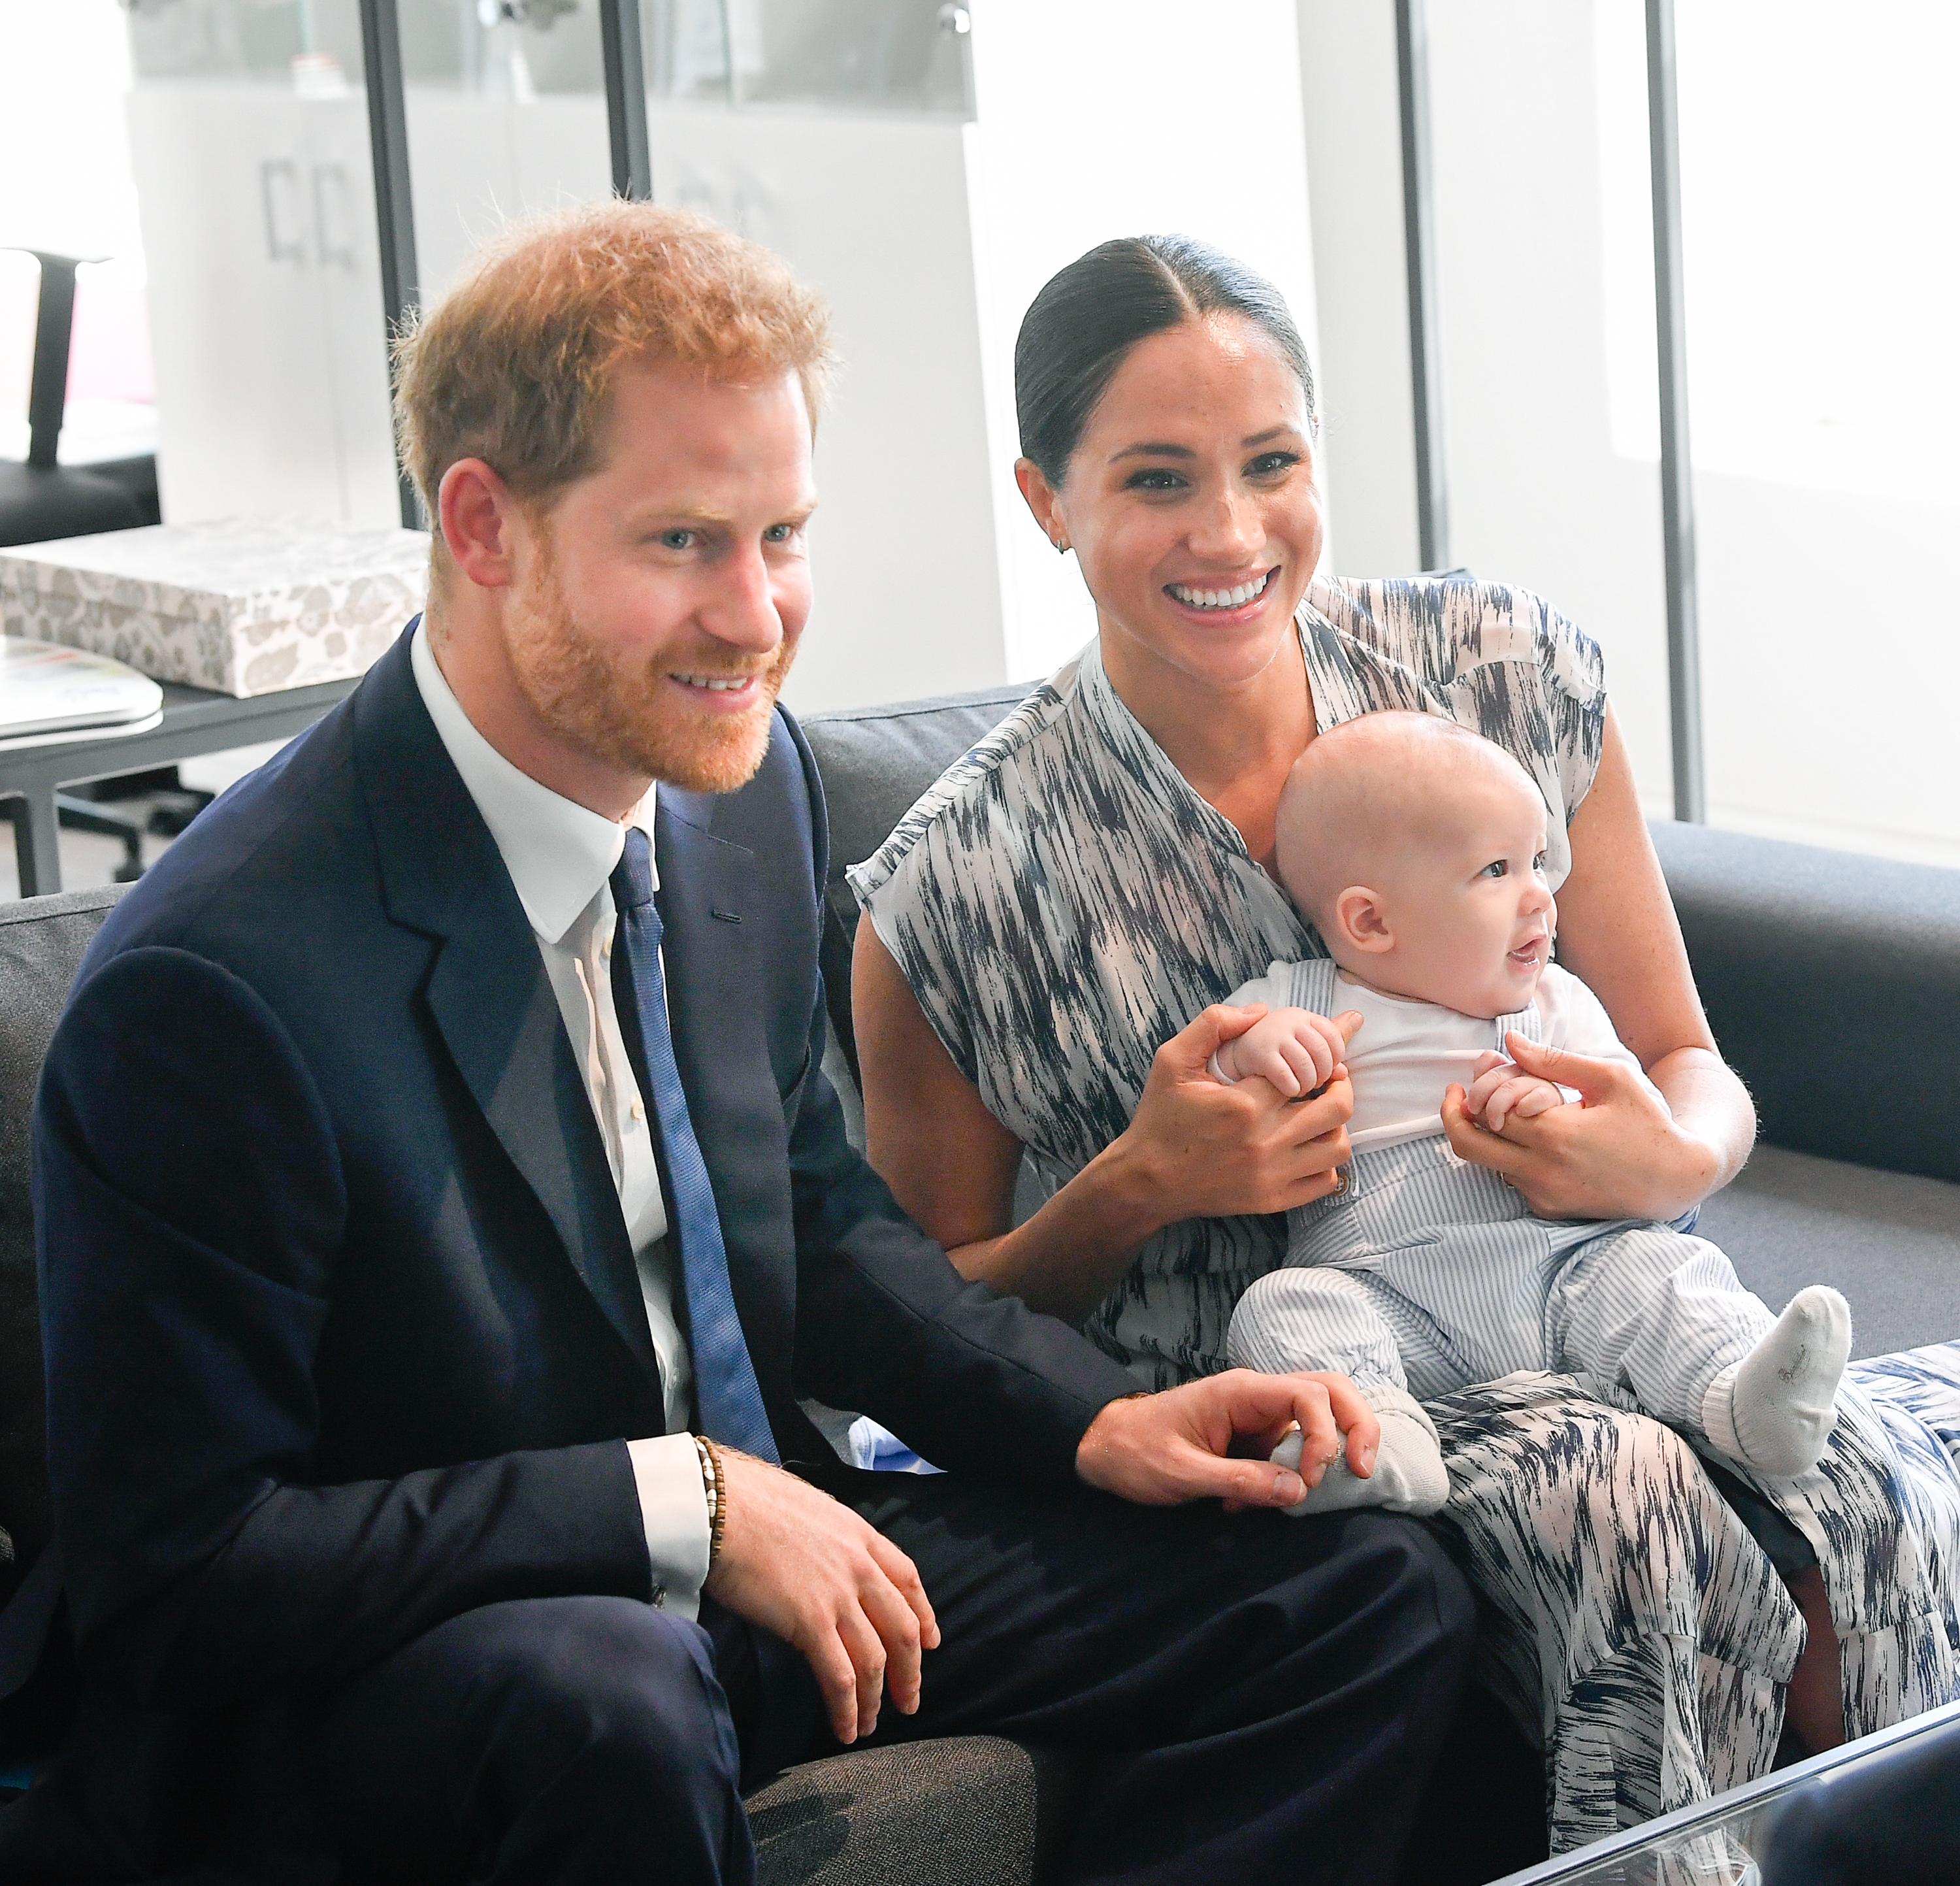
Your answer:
[801,685,1034,1080]
[1649,820,1960,1186]
[1696,1144,1960,1360]
[0,886,120,1606]
[743,1735,1079,1886]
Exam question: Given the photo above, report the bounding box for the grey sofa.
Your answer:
[0,680,1955,1885]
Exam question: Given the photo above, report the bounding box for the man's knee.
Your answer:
[318,1595,745,1881]
[470,1596,737,1790]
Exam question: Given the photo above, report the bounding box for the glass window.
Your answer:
[1415,0,1957,868]
[640,0,971,115]
[1595,0,1960,867]
[395,1,613,303]
[123,0,399,525]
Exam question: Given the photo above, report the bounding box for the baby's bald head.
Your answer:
[1274,712,1541,931]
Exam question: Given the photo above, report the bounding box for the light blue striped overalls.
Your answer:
[1224,957,1777,1436]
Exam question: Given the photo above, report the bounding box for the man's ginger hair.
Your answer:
[393,200,835,592]
[1275,712,1541,926]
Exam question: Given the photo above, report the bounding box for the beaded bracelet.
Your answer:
[694,1434,727,1568]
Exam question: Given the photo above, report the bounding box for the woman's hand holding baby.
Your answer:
[1213,1005,1354,1097]
[1443,1033,1723,1221]
[1107,1003,1364,1223]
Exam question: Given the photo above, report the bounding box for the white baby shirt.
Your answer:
[1217,961,1664,1153]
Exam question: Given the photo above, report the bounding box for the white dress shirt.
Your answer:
[411,621,710,1617]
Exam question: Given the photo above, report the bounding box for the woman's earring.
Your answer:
[1053,537,1070,555]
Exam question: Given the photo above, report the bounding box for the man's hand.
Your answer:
[704,1450,939,1745]
[1075,1370,1381,1511]
[1215,1006,1358,1099]
[1462,1047,1569,1134]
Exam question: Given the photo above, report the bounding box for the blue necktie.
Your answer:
[610,828,779,1463]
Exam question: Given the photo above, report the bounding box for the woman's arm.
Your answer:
[1441,704,1756,1219]
[853,920,1356,1325]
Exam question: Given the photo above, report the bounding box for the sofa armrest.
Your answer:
[1650,821,1960,1185]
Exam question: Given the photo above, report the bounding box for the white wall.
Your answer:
[1298,0,1960,869]
[964,0,1323,684]
[1294,1,1420,579]
[642,107,1006,717]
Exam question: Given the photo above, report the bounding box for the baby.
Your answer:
[1210,711,1851,1517]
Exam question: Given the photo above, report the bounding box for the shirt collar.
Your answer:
[410,615,656,944]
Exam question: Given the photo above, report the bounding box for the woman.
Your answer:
[847,235,1960,1851]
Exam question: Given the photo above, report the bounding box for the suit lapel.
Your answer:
[353,629,657,1380]
[655,794,798,1418]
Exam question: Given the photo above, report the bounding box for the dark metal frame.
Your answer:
[1394,0,1448,573]
[357,0,422,529]
[598,0,655,200]
[350,0,653,528]
[1644,0,1705,823]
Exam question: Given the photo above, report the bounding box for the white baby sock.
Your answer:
[1272,1382,1449,1517]
[1701,1285,1852,1479]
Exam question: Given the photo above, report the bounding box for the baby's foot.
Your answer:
[1701,1285,1852,1478]
[1274,1383,1449,1517]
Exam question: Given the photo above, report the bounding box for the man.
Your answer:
[9,204,1471,1883]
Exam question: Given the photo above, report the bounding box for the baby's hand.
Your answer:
[1214,1007,1352,1099]
[1465,1049,1567,1133]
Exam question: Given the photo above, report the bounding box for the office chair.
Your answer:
[0,250,157,550]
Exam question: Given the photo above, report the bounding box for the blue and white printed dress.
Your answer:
[851,575,1960,1851]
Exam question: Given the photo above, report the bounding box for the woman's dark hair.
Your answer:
[1014,235,1316,486]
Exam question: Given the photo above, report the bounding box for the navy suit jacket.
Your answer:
[18,626,1135,1869]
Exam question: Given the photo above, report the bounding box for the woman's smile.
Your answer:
[1164,567,1278,618]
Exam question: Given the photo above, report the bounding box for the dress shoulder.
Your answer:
[1305,573,1605,717]
[1302,574,1609,884]
[845,663,1079,916]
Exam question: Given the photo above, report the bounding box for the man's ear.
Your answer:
[1333,885,1395,956]
[438,457,524,591]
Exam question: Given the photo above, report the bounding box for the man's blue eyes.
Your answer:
[656,525,798,549]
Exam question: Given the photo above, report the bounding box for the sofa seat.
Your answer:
[1699,1146,1960,1361]
[743,1737,1080,1886]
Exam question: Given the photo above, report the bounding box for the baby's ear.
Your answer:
[1333,886,1394,955]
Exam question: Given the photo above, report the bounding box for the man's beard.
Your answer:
[503,537,794,795]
